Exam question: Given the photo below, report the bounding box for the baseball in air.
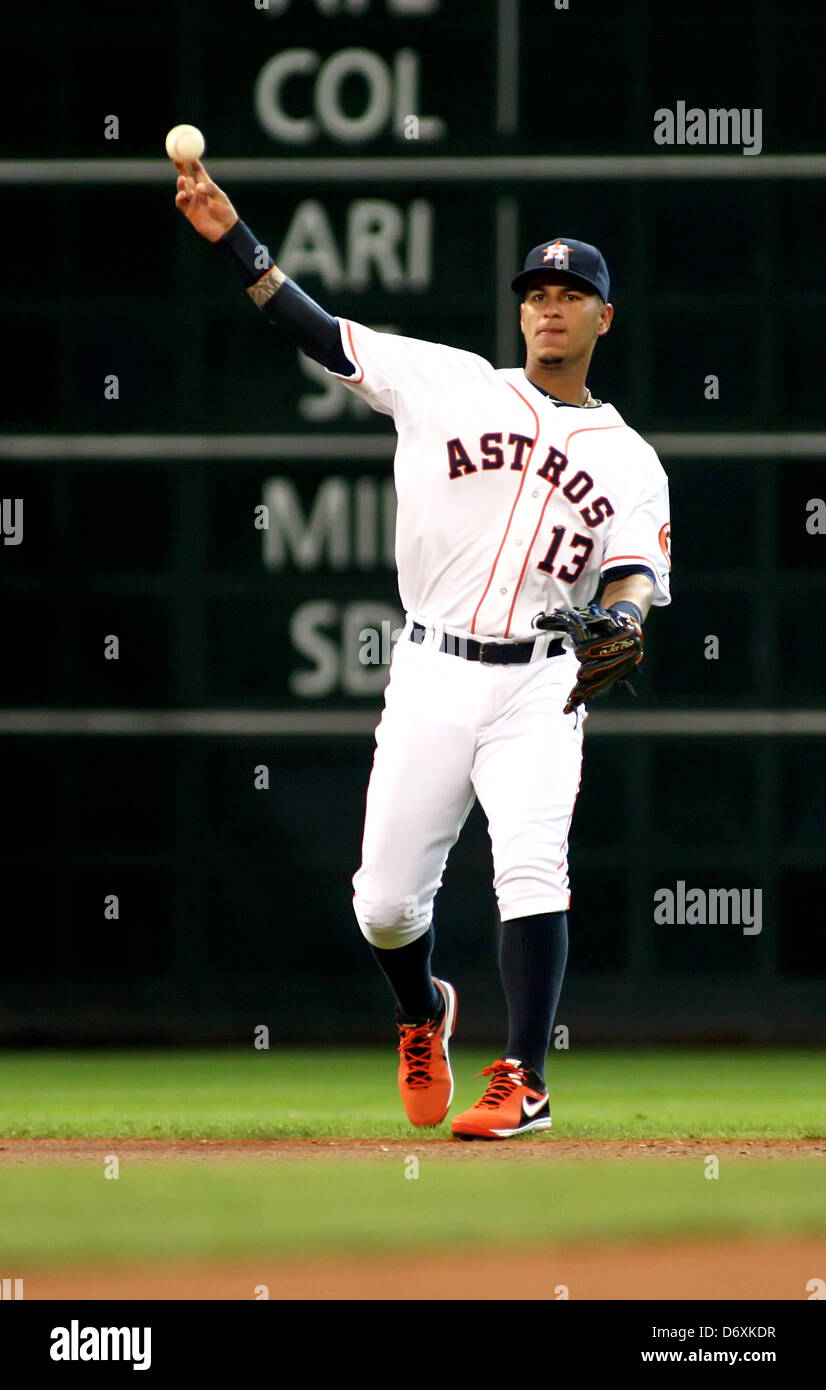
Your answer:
[165,124,205,163]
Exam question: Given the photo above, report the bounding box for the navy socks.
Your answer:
[498,910,569,1085]
[369,925,441,1024]
[369,911,568,1080]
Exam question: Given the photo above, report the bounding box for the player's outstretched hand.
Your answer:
[174,159,239,242]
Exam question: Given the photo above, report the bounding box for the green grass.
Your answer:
[0,1047,823,1140]
[0,1049,822,1263]
[1,1160,824,1265]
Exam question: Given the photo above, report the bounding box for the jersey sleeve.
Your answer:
[600,445,672,606]
[325,318,489,423]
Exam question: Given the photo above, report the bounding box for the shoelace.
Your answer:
[475,1060,530,1109]
[397,1021,438,1089]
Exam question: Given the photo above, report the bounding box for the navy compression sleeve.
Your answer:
[217,219,354,376]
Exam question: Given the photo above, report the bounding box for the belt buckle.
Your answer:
[477,641,500,664]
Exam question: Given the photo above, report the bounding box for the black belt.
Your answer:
[410,621,564,665]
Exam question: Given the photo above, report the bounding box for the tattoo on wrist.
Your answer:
[247,265,286,308]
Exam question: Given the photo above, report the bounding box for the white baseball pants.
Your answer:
[353,619,586,949]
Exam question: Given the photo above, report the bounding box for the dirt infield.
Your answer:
[5,1138,823,1300]
[1,1136,824,1163]
[15,1236,825,1300]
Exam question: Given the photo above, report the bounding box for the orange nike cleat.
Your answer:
[451,1058,551,1140]
[396,978,458,1127]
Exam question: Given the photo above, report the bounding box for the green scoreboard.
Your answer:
[1,0,825,1039]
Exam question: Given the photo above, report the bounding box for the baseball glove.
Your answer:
[533,604,644,714]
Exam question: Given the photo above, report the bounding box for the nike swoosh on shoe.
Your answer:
[521,1094,549,1120]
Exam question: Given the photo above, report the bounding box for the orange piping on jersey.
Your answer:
[503,421,628,636]
[341,320,365,385]
[469,382,539,635]
[563,423,627,449]
[601,553,657,567]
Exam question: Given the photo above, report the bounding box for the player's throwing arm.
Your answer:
[170,132,355,375]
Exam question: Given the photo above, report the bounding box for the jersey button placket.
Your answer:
[500,449,550,632]
[473,423,547,634]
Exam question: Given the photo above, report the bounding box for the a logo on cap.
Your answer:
[543,240,571,269]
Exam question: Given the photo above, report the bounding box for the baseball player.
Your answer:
[175,163,671,1140]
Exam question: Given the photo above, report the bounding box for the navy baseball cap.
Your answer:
[512,238,610,302]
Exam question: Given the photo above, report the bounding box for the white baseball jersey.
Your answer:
[328,320,671,640]
[328,319,672,944]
